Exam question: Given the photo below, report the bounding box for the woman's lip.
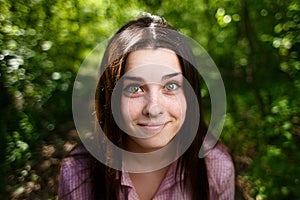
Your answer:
[137,122,168,131]
[138,123,165,126]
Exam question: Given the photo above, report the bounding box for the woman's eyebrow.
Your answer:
[123,76,144,82]
[162,72,182,81]
[123,72,182,82]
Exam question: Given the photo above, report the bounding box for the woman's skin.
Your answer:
[121,48,187,153]
[120,48,187,199]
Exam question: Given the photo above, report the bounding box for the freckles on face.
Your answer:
[119,48,187,153]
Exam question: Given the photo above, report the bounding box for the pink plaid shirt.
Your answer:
[59,143,234,199]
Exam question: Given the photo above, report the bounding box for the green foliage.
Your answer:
[0,0,299,199]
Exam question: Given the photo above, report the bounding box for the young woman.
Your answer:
[59,15,234,200]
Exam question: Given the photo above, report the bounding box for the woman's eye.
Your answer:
[125,85,143,93]
[164,82,179,91]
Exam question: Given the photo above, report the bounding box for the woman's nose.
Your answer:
[142,90,164,118]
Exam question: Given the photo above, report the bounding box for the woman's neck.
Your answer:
[129,165,170,200]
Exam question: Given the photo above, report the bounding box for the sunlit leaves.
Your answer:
[215,8,233,27]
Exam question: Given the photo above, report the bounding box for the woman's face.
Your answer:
[119,48,187,153]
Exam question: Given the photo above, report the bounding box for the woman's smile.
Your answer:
[136,121,168,133]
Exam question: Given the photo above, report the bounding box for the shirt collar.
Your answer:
[118,160,183,189]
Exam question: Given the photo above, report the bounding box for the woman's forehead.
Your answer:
[124,48,182,73]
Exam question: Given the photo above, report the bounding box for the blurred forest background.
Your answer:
[0,0,299,199]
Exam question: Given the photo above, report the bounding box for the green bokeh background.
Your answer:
[0,0,299,199]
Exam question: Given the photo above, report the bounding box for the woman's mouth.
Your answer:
[136,122,168,134]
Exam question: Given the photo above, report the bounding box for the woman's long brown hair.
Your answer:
[93,16,210,200]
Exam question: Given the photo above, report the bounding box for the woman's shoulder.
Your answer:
[204,142,235,197]
[59,145,93,199]
[60,145,91,167]
[59,145,92,181]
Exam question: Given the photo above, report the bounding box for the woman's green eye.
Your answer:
[126,85,142,93]
[164,83,179,91]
